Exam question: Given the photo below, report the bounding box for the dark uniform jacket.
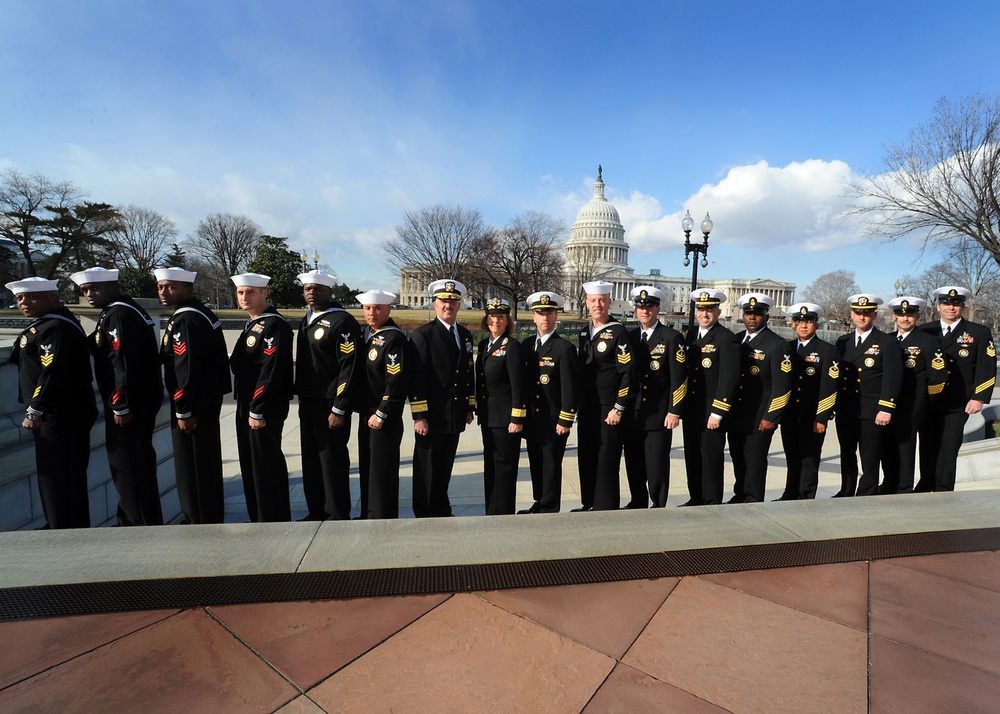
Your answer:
[785,336,838,425]
[684,322,740,424]
[12,306,97,420]
[475,334,527,428]
[91,296,163,416]
[161,298,231,419]
[294,305,361,413]
[354,318,409,421]
[578,320,635,413]
[835,328,902,419]
[408,318,476,433]
[230,306,294,419]
[732,327,792,431]
[896,328,946,424]
[523,332,579,437]
[918,319,996,412]
[628,323,688,430]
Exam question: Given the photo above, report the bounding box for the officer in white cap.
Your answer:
[355,289,408,519]
[622,286,687,508]
[917,286,996,491]
[519,291,579,514]
[156,266,231,524]
[294,269,361,520]
[230,273,294,522]
[71,267,164,526]
[728,292,791,503]
[681,288,739,505]
[575,280,636,511]
[7,277,97,528]
[408,278,475,517]
[777,302,839,500]
[834,293,902,497]
[878,297,947,494]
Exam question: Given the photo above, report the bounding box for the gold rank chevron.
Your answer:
[339,343,355,354]
[927,383,944,395]
[40,354,54,367]
[617,353,631,364]
[386,363,401,375]
[337,382,346,395]
[618,387,629,398]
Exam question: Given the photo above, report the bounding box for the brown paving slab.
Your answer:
[882,550,1000,593]
[275,695,328,713]
[0,609,179,690]
[870,561,1000,676]
[307,593,615,713]
[584,662,729,713]
[870,636,1000,713]
[622,578,867,713]
[476,577,679,659]
[210,593,449,689]
[0,608,298,713]
[700,561,869,631]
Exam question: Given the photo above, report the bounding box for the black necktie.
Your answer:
[856,334,862,347]
[535,338,541,353]
[897,333,904,342]
[641,332,648,346]
[797,341,807,354]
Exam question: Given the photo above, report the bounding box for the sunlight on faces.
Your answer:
[937,301,963,323]
[486,313,509,338]
[303,282,332,309]
[434,296,460,324]
[236,285,268,315]
[634,304,660,329]
[363,303,391,330]
[80,282,117,309]
[892,312,919,332]
[586,293,610,322]
[157,280,193,306]
[851,309,876,331]
[695,306,720,329]
[533,309,557,336]
[742,311,767,333]
[792,317,818,341]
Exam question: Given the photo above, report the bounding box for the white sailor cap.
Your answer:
[70,267,119,286]
[231,273,271,288]
[429,279,466,300]
[848,293,883,311]
[298,270,338,288]
[154,267,197,283]
[582,280,613,296]
[737,292,774,314]
[932,286,972,304]
[788,302,825,321]
[887,297,926,314]
[690,288,727,307]
[357,289,397,306]
[527,291,564,311]
[631,286,666,306]
[5,276,60,294]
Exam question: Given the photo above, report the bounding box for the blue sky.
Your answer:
[3,0,998,299]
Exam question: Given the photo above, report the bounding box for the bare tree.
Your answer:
[848,92,1000,266]
[802,269,859,327]
[384,204,489,288]
[106,205,178,274]
[468,210,565,320]
[911,237,1000,330]
[0,169,82,278]
[564,243,612,317]
[185,213,262,301]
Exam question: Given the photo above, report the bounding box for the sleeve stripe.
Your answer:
[975,377,996,394]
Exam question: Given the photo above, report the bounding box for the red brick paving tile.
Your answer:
[622,578,867,713]
[210,593,449,689]
[870,561,1000,676]
[476,578,679,659]
[584,662,729,713]
[306,593,615,713]
[275,695,328,713]
[0,609,298,713]
[700,562,869,631]
[0,609,178,689]
[881,551,1000,593]
[870,636,1000,713]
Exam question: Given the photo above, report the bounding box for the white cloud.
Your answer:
[622,159,866,254]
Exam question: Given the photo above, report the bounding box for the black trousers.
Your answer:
[577,412,624,511]
[837,417,886,496]
[728,426,777,503]
[105,405,163,526]
[780,420,826,499]
[235,401,290,523]
[34,410,95,529]
[682,417,727,505]
[916,410,969,492]
[298,399,352,520]
[171,398,225,524]
[882,419,920,494]
[527,431,569,513]
[358,415,403,519]
[412,430,461,517]
[482,426,522,515]
[623,427,673,507]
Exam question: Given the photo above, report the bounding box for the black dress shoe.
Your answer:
[516,502,541,514]
[678,499,701,507]
[570,506,593,512]
[622,502,647,510]
[772,495,794,502]
[726,496,745,504]
[831,491,852,498]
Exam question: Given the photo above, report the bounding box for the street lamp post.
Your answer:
[312,250,320,270]
[682,210,713,334]
[894,278,908,296]
[299,250,309,273]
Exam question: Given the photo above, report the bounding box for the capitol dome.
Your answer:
[566,165,629,270]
